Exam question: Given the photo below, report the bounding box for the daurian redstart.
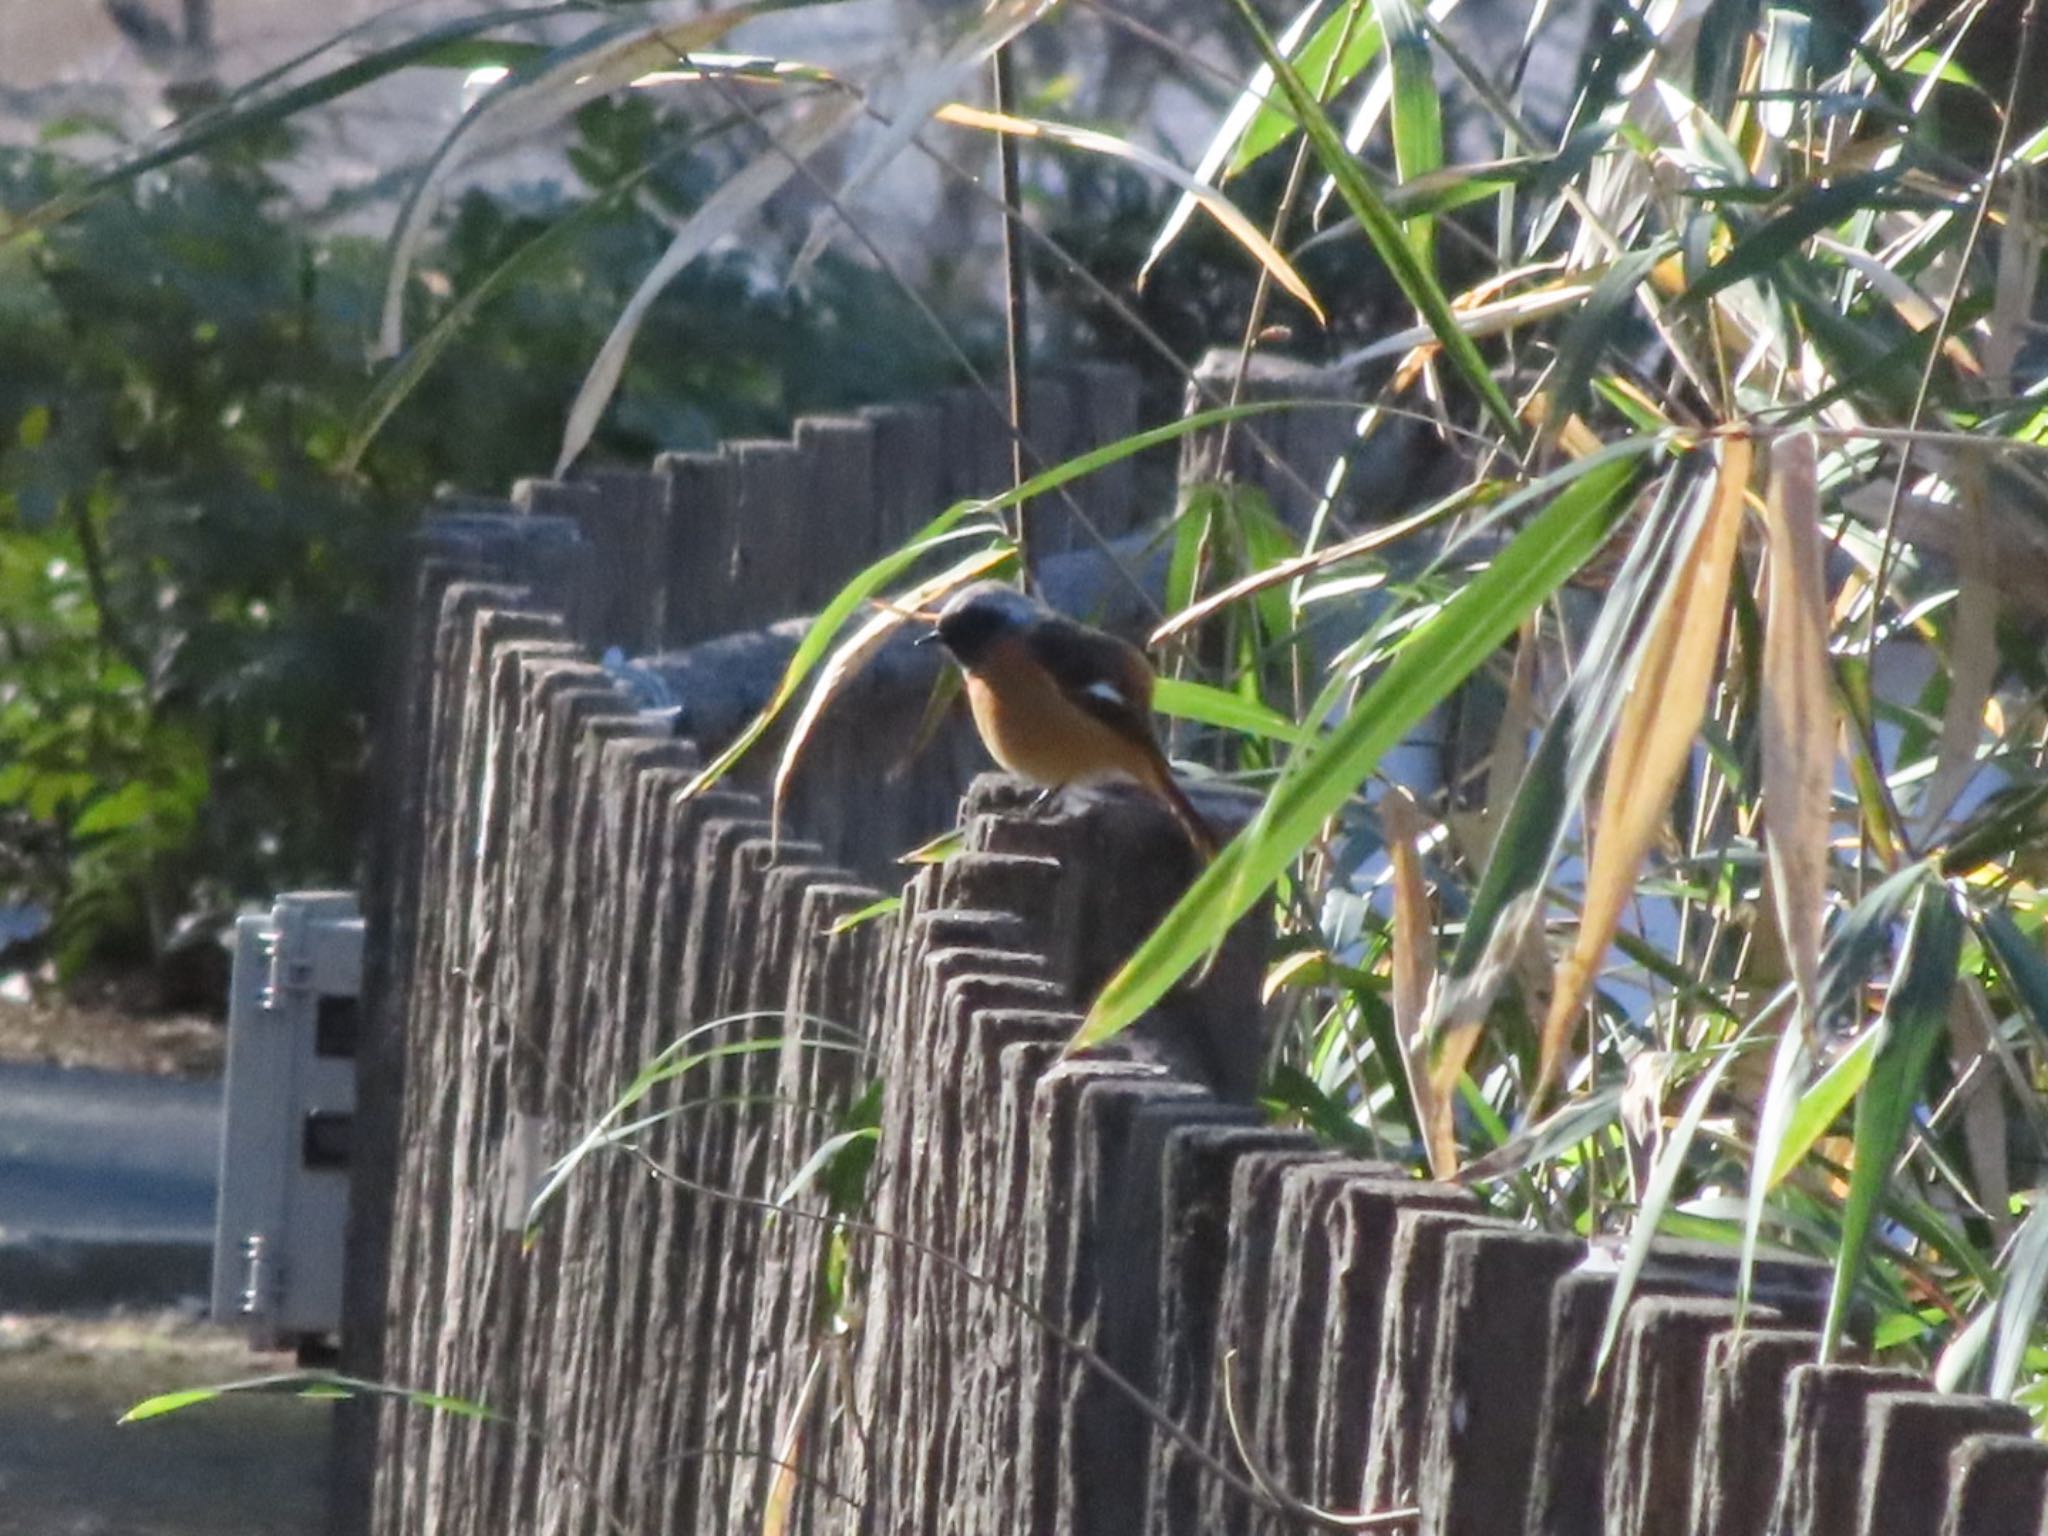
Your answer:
[919,582,1218,860]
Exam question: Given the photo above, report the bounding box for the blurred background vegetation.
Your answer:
[0,83,977,986]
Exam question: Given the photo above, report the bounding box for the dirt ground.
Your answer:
[0,1311,330,1536]
[0,979,323,1535]
[0,980,222,1079]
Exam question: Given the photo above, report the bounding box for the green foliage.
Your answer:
[0,94,970,974]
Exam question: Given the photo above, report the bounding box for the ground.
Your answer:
[0,1310,329,1536]
[0,977,222,1079]
[0,977,323,1536]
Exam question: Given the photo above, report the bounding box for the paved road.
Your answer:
[0,1063,219,1244]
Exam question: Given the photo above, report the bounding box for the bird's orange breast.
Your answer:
[962,635,1161,791]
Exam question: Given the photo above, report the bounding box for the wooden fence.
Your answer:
[335,382,2048,1536]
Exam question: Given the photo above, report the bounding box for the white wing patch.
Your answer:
[1080,679,1130,710]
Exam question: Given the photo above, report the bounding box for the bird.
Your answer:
[918,582,1218,861]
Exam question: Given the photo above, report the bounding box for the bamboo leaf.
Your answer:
[1595,1049,1739,1379]
[1768,1024,1879,1186]
[1153,678,1314,746]
[827,896,902,935]
[344,117,736,471]
[1534,435,1751,1108]
[1226,0,1523,443]
[1759,431,1834,1031]
[1073,450,1649,1053]
[1383,788,1451,1175]
[124,1373,499,1425]
[1369,0,1445,262]
[1143,0,1327,284]
[1232,3,1385,173]
[380,3,782,357]
[791,0,1050,275]
[1978,908,2048,1047]
[1915,454,1999,837]
[1684,170,1896,309]
[557,94,864,475]
[1989,1192,2048,1397]
[936,104,1326,323]
[1822,881,1964,1361]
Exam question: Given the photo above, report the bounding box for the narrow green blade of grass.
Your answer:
[1227,0,1524,444]
[1074,450,1648,1052]
[1822,880,1964,1360]
[827,896,902,935]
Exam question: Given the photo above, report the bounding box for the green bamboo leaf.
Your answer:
[1074,449,1650,1052]
[123,1373,498,1425]
[1977,908,2048,1046]
[1768,1025,1881,1186]
[1153,678,1314,747]
[1543,242,1673,447]
[1685,170,1897,309]
[120,1386,225,1422]
[1369,0,1444,262]
[1265,1061,1388,1156]
[1822,881,1965,1360]
[1447,694,1570,979]
[1143,0,1326,284]
[1989,1193,2048,1397]
[1226,0,1523,444]
[1231,3,1386,173]
[827,896,903,936]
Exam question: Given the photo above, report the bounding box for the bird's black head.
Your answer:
[925,582,1040,667]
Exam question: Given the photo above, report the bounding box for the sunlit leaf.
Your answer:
[1226,0,1522,443]
[937,103,1327,323]
[1074,448,1650,1053]
[1822,880,1964,1360]
[1534,434,1750,1108]
[1759,431,1833,1030]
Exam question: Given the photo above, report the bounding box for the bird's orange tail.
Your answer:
[1148,763,1218,863]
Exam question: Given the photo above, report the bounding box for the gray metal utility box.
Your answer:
[210,890,361,1355]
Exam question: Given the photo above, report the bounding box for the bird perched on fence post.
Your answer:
[918,581,1218,860]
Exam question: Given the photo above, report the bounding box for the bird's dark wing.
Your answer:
[1027,614,1161,753]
